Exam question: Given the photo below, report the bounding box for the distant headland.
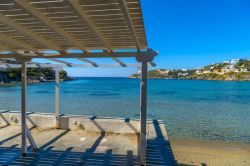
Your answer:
[0,67,71,84]
[130,59,250,81]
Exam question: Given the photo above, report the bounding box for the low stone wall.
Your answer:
[0,111,141,135]
[0,111,56,129]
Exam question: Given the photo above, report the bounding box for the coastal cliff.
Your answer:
[130,59,250,81]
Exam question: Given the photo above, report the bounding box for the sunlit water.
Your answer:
[1,78,250,143]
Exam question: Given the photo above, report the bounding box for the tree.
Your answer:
[3,68,68,82]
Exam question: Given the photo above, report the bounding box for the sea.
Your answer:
[0,77,250,143]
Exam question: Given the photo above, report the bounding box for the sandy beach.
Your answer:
[171,139,250,166]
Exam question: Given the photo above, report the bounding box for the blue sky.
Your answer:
[35,0,250,77]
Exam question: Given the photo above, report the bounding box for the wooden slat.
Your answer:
[68,0,127,66]
[0,33,36,51]
[0,43,14,52]
[0,13,62,51]
[16,0,88,52]
[68,0,113,51]
[117,0,141,51]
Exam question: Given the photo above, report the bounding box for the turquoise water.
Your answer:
[1,78,250,143]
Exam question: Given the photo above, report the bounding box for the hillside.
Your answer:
[130,59,250,81]
[0,68,69,83]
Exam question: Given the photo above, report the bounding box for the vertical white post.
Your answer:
[55,68,60,128]
[140,60,148,166]
[21,60,27,155]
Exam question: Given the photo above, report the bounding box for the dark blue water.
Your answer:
[1,78,250,143]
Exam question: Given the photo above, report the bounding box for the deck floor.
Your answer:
[0,120,176,166]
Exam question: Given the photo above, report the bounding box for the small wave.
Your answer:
[35,90,52,93]
[89,93,120,96]
[62,90,72,93]
[62,90,91,93]
[154,90,177,95]
[0,89,18,92]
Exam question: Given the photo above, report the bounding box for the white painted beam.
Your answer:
[47,58,73,67]
[0,50,158,59]
[111,57,127,67]
[77,58,98,67]
[1,62,155,68]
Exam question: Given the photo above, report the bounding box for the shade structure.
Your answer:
[0,1,158,166]
[0,0,147,53]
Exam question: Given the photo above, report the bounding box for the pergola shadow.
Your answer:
[0,146,139,166]
[146,120,177,166]
[0,111,10,130]
[0,119,177,166]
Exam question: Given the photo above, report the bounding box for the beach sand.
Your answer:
[171,139,250,166]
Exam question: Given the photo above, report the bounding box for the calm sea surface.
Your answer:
[1,78,250,143]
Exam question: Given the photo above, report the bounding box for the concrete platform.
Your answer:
[0,112,176,166]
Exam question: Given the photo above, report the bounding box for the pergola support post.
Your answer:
[54,67,61,128]
[20,58,37,155]
[139,59,148,166]
[21,60,27,155]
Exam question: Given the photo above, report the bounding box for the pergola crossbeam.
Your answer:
[47,58,73,67]
[0,50,158,59]
[111,57,127,67]
[77,58,98,67]
[0,62,155,69]
[149,62,156,67]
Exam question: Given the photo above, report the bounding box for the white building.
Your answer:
[222,59,243,65]
[223,61,230,64]
[230,59,240,65]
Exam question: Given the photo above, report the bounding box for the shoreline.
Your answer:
[129,76,250,82]
[0,77,75,86]
[171,139,250,166]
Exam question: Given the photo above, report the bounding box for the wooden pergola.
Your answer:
[0,0,158,165]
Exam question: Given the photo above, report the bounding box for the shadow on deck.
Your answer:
[0,120,178,166]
